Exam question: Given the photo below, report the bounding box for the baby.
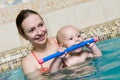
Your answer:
[50,25,102,73]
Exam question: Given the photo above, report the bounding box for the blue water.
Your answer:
[0,67,25,80]
[0,37,120,80]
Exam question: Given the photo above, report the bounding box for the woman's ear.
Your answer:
[23,35,28,40]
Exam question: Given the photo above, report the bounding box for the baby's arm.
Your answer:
[87,43,102,57]
[49,45,66,73]
[49,57,64,73]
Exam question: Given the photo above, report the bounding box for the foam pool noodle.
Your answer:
[39,37,98,64]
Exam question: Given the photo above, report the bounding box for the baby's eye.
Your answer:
[69,37,73,40]
[77,34,81,37]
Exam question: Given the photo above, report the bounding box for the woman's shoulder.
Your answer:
[22,52,34,64]
[22,52,37,74]
[49,37,56,40]
[48,37,58,44]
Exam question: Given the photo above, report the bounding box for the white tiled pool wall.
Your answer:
[0,0,120,52]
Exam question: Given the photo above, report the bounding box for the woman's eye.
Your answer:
[28,29,34,33]
[40,23,43,26]
[39,23,44,27]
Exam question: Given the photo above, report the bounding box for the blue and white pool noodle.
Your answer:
[39,37,98,64]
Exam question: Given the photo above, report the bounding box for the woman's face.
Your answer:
[21,14,47,45]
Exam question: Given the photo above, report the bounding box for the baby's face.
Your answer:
[62,27,83,53]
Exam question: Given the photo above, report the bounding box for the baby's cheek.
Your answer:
[79,38,83,42]
[64,41,74,47]
[67,43,74,47]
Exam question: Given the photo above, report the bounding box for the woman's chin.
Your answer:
[38,35,47,44]
[36,38,47,45]
[40,39,47,44]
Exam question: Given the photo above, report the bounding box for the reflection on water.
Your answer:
[42,59,96,80]
[0,37,120,80]
[25,59,96,80]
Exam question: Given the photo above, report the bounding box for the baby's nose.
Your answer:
[75,37,79,42]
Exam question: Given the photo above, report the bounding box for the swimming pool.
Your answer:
[0,37,120,80]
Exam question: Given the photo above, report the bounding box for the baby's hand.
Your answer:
[86,42,95,49]
[58,45,67,58]
[85,38,96,48]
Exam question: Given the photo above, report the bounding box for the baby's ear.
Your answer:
[59,43,64,47]
[58,44,66,52]
[59,43,66,49]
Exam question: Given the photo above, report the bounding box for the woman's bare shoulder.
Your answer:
[48,37,58,44]
[22,52,36,74]
[49,37,56,41]
[22,52,34,65]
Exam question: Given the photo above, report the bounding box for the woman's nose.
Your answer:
[36,28,42,35]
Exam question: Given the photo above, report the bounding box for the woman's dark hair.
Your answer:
[16,9,43,39]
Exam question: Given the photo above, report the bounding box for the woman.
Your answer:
[16,9,59,77]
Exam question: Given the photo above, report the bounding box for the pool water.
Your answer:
[0,67,25,80]
[0,37,120,80]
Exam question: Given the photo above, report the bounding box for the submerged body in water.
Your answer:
[26,59,95,80]
[24,49,120,80]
